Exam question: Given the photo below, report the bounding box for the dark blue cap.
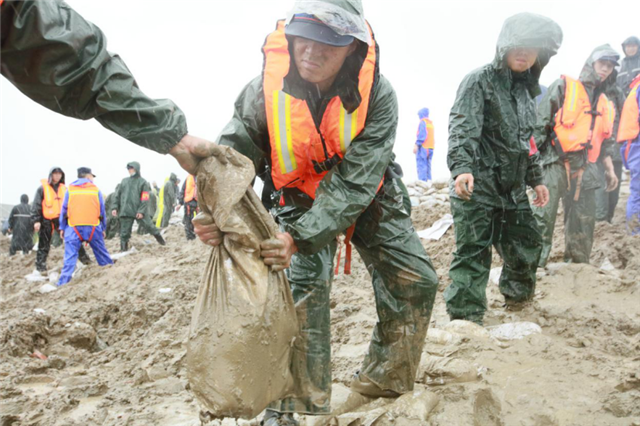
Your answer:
[285,14,354,47]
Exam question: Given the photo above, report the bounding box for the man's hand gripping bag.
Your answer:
[186,147,297,419]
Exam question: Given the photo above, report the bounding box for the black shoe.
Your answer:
[260,409,299,426]
[154,234,166,246]
[120,241,129,252]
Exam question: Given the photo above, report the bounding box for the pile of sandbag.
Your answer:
[405,180,450,209]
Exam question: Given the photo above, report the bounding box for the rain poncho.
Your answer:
[618,36,640,96]
[215,0,438,414]
[0,0,187,154]
[533,44,622,265]
[8,195,33,255]
[415,108,433,182]
[444,13,562,324]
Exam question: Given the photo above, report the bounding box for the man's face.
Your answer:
[624,44,639,57]
[506,47,540,73]
[51,171,62,184]
[128,167,136,176]
[594,59,615,82]
[292,37,356,89]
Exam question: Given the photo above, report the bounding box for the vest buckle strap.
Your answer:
[312,154,341,174]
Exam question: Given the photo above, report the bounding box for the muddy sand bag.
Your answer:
[186,147,298,419]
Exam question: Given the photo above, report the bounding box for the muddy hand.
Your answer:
[169,134,244,175]
[454,173,474,201]
[532,184,549,207]
[260,232,298,271]
[193,212,223,247]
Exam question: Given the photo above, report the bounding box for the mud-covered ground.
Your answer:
[1,179,638,426]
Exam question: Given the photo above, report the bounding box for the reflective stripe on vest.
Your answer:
[617,80,640,143]
[41,179,66,220]
[67,182,101,227]
[184,174,197,203]
[263,20,377,199]
[420,118,435,149]
[553,75,612,163]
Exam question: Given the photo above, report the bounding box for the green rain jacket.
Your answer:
[163,173,179,211]
[0,0,187,153]
[114,162,152,218]
[447,13,563,208]
[216,6,398,256]
[535,44,625,189]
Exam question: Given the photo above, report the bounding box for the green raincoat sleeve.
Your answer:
[286,77,398,254]
[0,0,187,154]
[447,73,484,179]
[138,181,151,216]
[534,78,565,166]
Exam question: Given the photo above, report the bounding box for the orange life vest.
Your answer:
[41,179,66,220]
[553,76,614,163]
[262,20,377,199]
[184,174,197,203]
[67,182,101,227]
[617,78,640,144]
[420,118,435,150]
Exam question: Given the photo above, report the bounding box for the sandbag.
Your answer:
[186,147,298,419]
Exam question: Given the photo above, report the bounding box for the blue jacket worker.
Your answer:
[414,108,435,182]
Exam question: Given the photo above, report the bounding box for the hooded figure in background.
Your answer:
[617,36,640,97]
[533,45,620,266]
[445,13,562,325]
[137,183,158,235]
[156,173,178,228]
[413,107,434,182]
[192,0,439,423]
[31,167,91,273]
[8,194,33,255]
[105,184,121,239]
[112,162,165,251]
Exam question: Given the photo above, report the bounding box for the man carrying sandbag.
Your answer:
[194,1,439,424]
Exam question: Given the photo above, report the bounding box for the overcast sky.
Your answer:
[1,0,636,204]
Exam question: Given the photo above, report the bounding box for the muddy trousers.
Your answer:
[532,162,568,267]
[58,226,113,286]
[416,147,433,182]
[444,198,542,325]
[270,184,438,415]
[563,183,596,264]
[119,215,160,245]
[36,218,89,271]
[595,160,623,222]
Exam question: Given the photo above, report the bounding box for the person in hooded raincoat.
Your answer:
[193,1,439,423]
[137,186,158,235]
[58,168,113,286]
[533,45,620,266]
[179,174,198,241]
[31,167,91,273]
[618,36,640,97]
[105,184,121,240]
[8,194,33,255]
[618,74,640,234]
[444,13,562,325]
[112,162,165,251]
[0,0,234,176]
[413,108,434,182]
[156,173,178,229]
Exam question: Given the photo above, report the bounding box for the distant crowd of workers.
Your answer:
[5,162,198,286]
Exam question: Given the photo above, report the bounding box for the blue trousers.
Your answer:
[416,147,433,181]
[622,141,640,235]
[58,225,113,286]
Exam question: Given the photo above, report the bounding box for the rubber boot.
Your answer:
[120,241,128,252]
[78,246,92,265]
[350,372,400,398]
[154,234,166,246]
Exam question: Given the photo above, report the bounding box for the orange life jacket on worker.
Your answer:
[184,174,197,203]
[553,76,615,163]
[41,179,66,220]
[262,20,377,199]
[67,182,101,227]
[617,77,640,144]
[420,118,435,150]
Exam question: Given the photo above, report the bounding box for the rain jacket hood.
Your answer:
[286,0,371,45]
[126,162,141,177]
[493,13,563,96]
[20,194,29,204]
[169,173,178,184]
[418,108,430,119]
[48,167,65,185]
[622,36,640,55]
[579,44,620,90]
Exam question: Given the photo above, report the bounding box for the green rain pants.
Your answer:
[563,181,596,264]
[532,162,568,267]
[119,215,161,244]
[269,178,439,415]
[444,197,542,325]
[105,216,120,240]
